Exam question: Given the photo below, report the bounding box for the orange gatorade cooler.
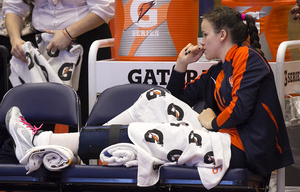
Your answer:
[114,0,199,61]
[222,0,295,62]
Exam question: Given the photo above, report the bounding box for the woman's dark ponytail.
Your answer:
[244,14,264,55]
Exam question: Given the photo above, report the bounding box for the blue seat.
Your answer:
[0,164,56,191]
[0,82,81,191]
[159,166,269,192]
[0,82,81,131]
[61,165,138,184]
[60,83,168,191]
[86,83,169,126]
[60,83,270,192]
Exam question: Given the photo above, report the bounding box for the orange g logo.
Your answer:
[212,167,223,174]
[229,76,233,87]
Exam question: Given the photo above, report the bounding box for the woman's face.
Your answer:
[200,19,221,60]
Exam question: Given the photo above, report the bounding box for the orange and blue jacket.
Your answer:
[167,45,294,176]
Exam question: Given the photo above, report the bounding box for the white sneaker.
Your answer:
[5,106,42,161]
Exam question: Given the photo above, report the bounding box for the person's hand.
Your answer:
[197,108,216,130]
[291,0,300,20]
[10,38,27,63]
[45,29,72,53]
[174,43,204,72]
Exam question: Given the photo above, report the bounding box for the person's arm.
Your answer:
[291,0,300,20]
[64,12,106,40]
[45,12,106,53]
[5,13,27,63]
[167,44,209,108]
[45,0,114,53]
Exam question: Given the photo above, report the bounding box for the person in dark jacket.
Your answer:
[167,6,294,176]
[4,6,294,178]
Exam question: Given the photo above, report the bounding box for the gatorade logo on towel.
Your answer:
[115,0,199,61]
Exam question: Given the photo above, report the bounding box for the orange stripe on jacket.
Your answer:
[219,128,244,151]
[214,71,244,151]
[261,102,283,154]
[216,47,249,127]
[213,68,244,151]
[214,70,226,111]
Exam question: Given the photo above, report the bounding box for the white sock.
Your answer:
[49,132,80,156]
[33,131,53,147]
[104,111,134,125]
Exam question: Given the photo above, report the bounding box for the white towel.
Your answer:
[20,145,79,174]
[196,131,231,189]
[127,88,202,131]
[122,88,231,189]
[100,143,138,167]
[100,142,165,187]
[9,33,83,90]
[128,121,231,189]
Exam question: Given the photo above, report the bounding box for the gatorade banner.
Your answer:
[91,61,215,94]
[89,61,300,102]
[114,0,199,61]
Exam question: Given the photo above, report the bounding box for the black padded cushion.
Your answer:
[160,166,267,187]
[0,163,51,182]
[61,164,138,184]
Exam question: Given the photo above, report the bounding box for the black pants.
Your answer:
[229,144,247,169]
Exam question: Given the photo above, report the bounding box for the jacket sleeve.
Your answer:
[167,66,208,107]
[212,47,271,130]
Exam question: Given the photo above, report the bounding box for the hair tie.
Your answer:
[241,13,246,21]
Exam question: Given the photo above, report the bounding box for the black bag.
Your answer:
[0,126,19,163]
